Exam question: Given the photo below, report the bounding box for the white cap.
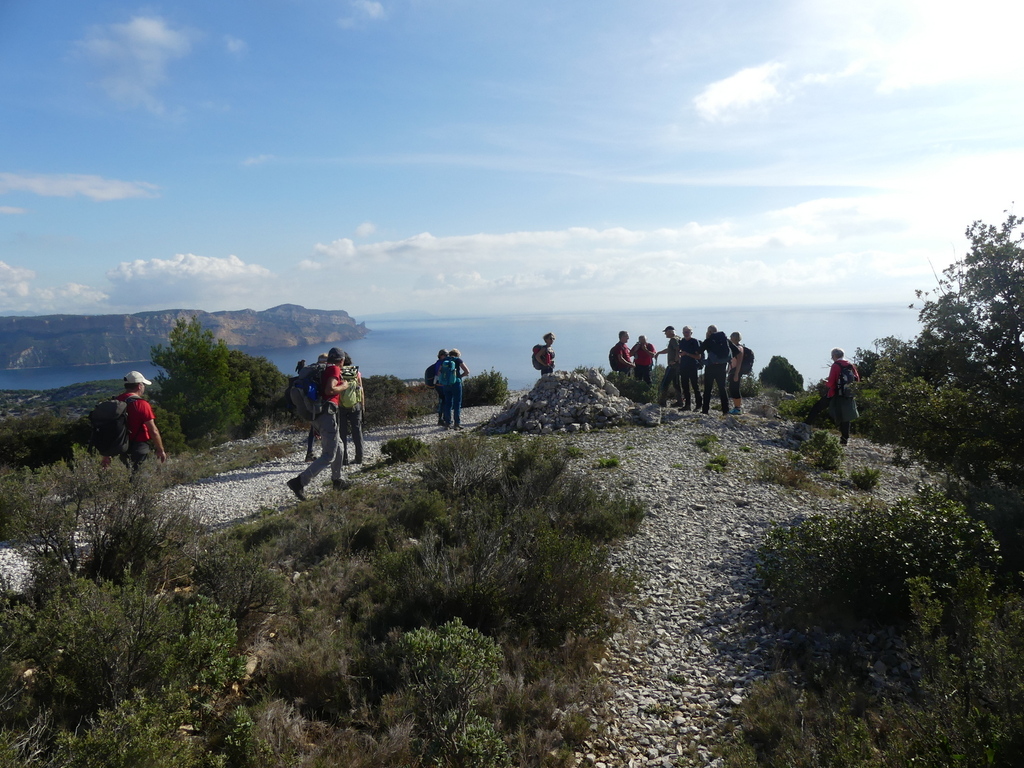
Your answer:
[124,371,152,385]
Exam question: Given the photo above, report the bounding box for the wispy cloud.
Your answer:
[355,221,377,237]
[0,173,159,202]
[694,62,785,123]
[339,0,387,29]
[77,15,192,114]
[242,154,275,167]
[224,35,247,56]
[0,206,27,215]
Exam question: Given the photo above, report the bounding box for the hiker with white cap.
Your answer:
[99,370,168,472]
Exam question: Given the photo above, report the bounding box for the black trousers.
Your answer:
[702,363,729,414]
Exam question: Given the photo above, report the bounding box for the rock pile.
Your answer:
[485,369,662,435]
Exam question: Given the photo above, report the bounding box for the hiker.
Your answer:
[657,326,684,407]
[426,349,448,426]
[631,335,656,384]
[304,352,329,462]
[826,347,860,445]
[532,333,556,375]
[438,348,470,430]
[700,325,735,415]
[610,331,634,374]
[286,347,350,500]
[728,331,746,415]
[339,353,365,465]
[677,326,703,411]
[100,371,167,473]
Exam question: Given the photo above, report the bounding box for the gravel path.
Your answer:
[0,397,928,767]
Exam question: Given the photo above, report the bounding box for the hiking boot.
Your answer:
[332,478,352,491]
[287,476,306,501]
[729,407,742,415]
[304,452,315,462]
[672,401,685,408]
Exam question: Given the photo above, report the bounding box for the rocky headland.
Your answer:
[0,304,366,369]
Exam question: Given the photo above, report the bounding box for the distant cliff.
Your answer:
[0,304,367,369]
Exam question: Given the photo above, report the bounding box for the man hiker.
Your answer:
[631,334,656,384]
[677,325,703,410]
[657,326,684,407]
[286,347,350,500]
[610,331,634,374]
[100,371,168,473]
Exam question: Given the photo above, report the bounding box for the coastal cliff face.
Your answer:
[0,304,367,369]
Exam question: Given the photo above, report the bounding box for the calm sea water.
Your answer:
[0,304,921,392]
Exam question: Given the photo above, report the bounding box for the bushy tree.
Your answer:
[759,355,804,393]
[870,213,1024,487]
[226,349,288,430]
[150,317,250,443]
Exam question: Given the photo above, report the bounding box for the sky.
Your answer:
[1,0,1023,320]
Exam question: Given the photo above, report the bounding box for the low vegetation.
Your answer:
[0,435,642,767]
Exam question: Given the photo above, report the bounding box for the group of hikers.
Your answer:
[532,325,861,439]
[86,325,859,498]
[533,325,754,415]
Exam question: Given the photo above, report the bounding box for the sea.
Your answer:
[0,304,921,392]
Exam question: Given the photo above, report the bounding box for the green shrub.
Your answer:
[706,453,729,472]
[363,374,412,428]
[695,434,719,453]
[759,355,804,393]
[0,411,84,468]
[777,390,828,426]
[595,456,620,469]
[190,537,284,628]
[381,436,429,463]
[739,375,762,398]
[758,488,1001,626]
[461,368,510,407]
[396,618,507,767]
[756,455,817,492]
[799,430,844,471]
[850,466,881,491]
[13,578,242,726]
[606,370,660,404]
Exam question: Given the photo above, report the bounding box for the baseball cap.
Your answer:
[124,371,152,385]
[663,325,675,332]
[327,347,345,362]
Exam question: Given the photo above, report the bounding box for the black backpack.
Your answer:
[425,363,438,386]
[88,395,140,457]
[739,345,755,376]
[836,363,859,397]
[532,344,545,371]
[705,331,732,361]
[608,344,626,372]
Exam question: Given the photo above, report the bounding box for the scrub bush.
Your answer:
[380,436,428,463]
[461,368,510,407]
[758,488,1000,626]
[799,430,843,471]
[759,355,804,393]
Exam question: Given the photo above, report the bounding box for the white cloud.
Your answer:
[338,0,387,28]
[77,15,191,114]
[224,35,247,56]
[0,206,27,215]
[0,261,35,299]
[242,154,275,166]
[105,253,275,307]
[0,173,159,202]
[355,221,377,237]
[694,63,785,122]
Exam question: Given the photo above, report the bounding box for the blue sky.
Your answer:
[1,0,1022,318]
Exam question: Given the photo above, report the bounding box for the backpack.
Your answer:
[340,365,362,409]
[608,343,626,372]
[532,344,546,371]
[88,395,140,457]
[425,363,438,387]
[739,345,755,376]
[836,362,859,398]
[288,362,328,421]
[705,332,732,362]
[437,357,459,386]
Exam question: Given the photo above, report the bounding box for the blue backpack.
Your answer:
[437,358,459,386]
